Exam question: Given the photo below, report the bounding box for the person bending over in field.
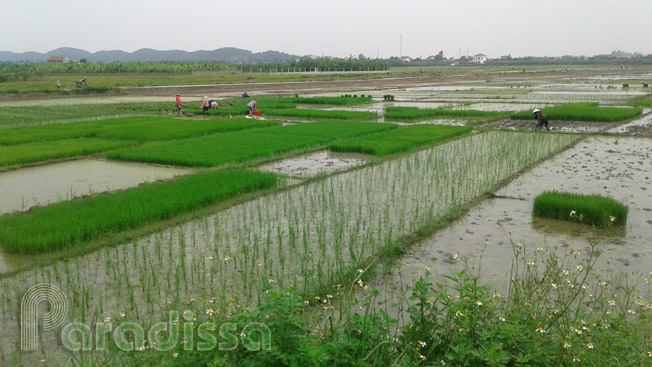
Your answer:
[247,100,257,114]
[532,109,549,131]
[200,96,210,114]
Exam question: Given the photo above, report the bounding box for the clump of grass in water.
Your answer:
[533,191,628,228]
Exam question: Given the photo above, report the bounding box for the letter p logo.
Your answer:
[21,284,68,351]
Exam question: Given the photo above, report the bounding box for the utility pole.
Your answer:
[400,34,403,57]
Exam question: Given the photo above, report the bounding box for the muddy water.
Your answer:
[0,132,578,365]
[0,159,191,216]
[258,150,369,178]
[384,136,652,294]
[606,112,652,135]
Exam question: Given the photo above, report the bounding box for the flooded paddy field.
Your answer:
[0,131,577,365]
[258,150,369,178]
[1,67,652,366]
[378,136,652,295]
[0,159,192,215]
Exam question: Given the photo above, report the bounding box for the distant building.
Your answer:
[401,56,413,63]
[611,50,632,59]
[472,53,488,64]
[47,55,73,64]
[426,55,436,61]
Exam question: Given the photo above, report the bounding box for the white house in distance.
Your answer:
[401,56,413,63]
[47,55,73,64]
[472,53,488,64]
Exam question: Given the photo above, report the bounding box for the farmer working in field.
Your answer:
[200,96,218,114]
[532,109,549,131]
[247,100,257,115]
[175,94,182,114]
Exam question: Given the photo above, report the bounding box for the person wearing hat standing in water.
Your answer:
[175,94,182,115]
[532,109,549,131]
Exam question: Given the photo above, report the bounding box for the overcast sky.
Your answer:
[2,0,651,59]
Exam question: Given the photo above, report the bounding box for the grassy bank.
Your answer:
[0,169,277,253]
[329,125,473,156]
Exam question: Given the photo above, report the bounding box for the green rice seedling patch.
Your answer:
[105,121,395,167]
[511,103,642,122]
[632,99,652,108]
[93,117,281,141]
[533,191,628,228]
[0,139,136,168]
[289,96,373,105]
[0,117,280,145]
[0,169,277,254]
[261,120,396,139]
[0,101,173,128]
[184,106,250,116]
[384,107,512,121]
[265,108,377,120]
[329,125,472,156]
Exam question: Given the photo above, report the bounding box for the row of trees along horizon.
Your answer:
[3,54,652,82]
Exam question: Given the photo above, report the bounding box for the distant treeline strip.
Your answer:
[0,59,389,81]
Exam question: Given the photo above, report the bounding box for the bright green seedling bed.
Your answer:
[289,96,373,105]
[0,169,278,254]
[264,109,377,120]
[384,107,512,121]
[105,121,396,167]
[533,191,628,228]
[329,125,472,156]
[0,139,136,168]
[511,103,642,122]
[0,116,281,145]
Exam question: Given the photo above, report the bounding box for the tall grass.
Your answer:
[0,139,136,167]
[105,121,395,167]
[384,107,512,121]
[0,169,278,253]
[533,191,628,228]
[329,125,472,156]
[0,117,280,145]
[511,103,642,122]
[265,109,377,120]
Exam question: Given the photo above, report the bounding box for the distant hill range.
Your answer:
[0,47,299,63]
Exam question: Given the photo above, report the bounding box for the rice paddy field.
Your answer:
[1,65,652,366]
